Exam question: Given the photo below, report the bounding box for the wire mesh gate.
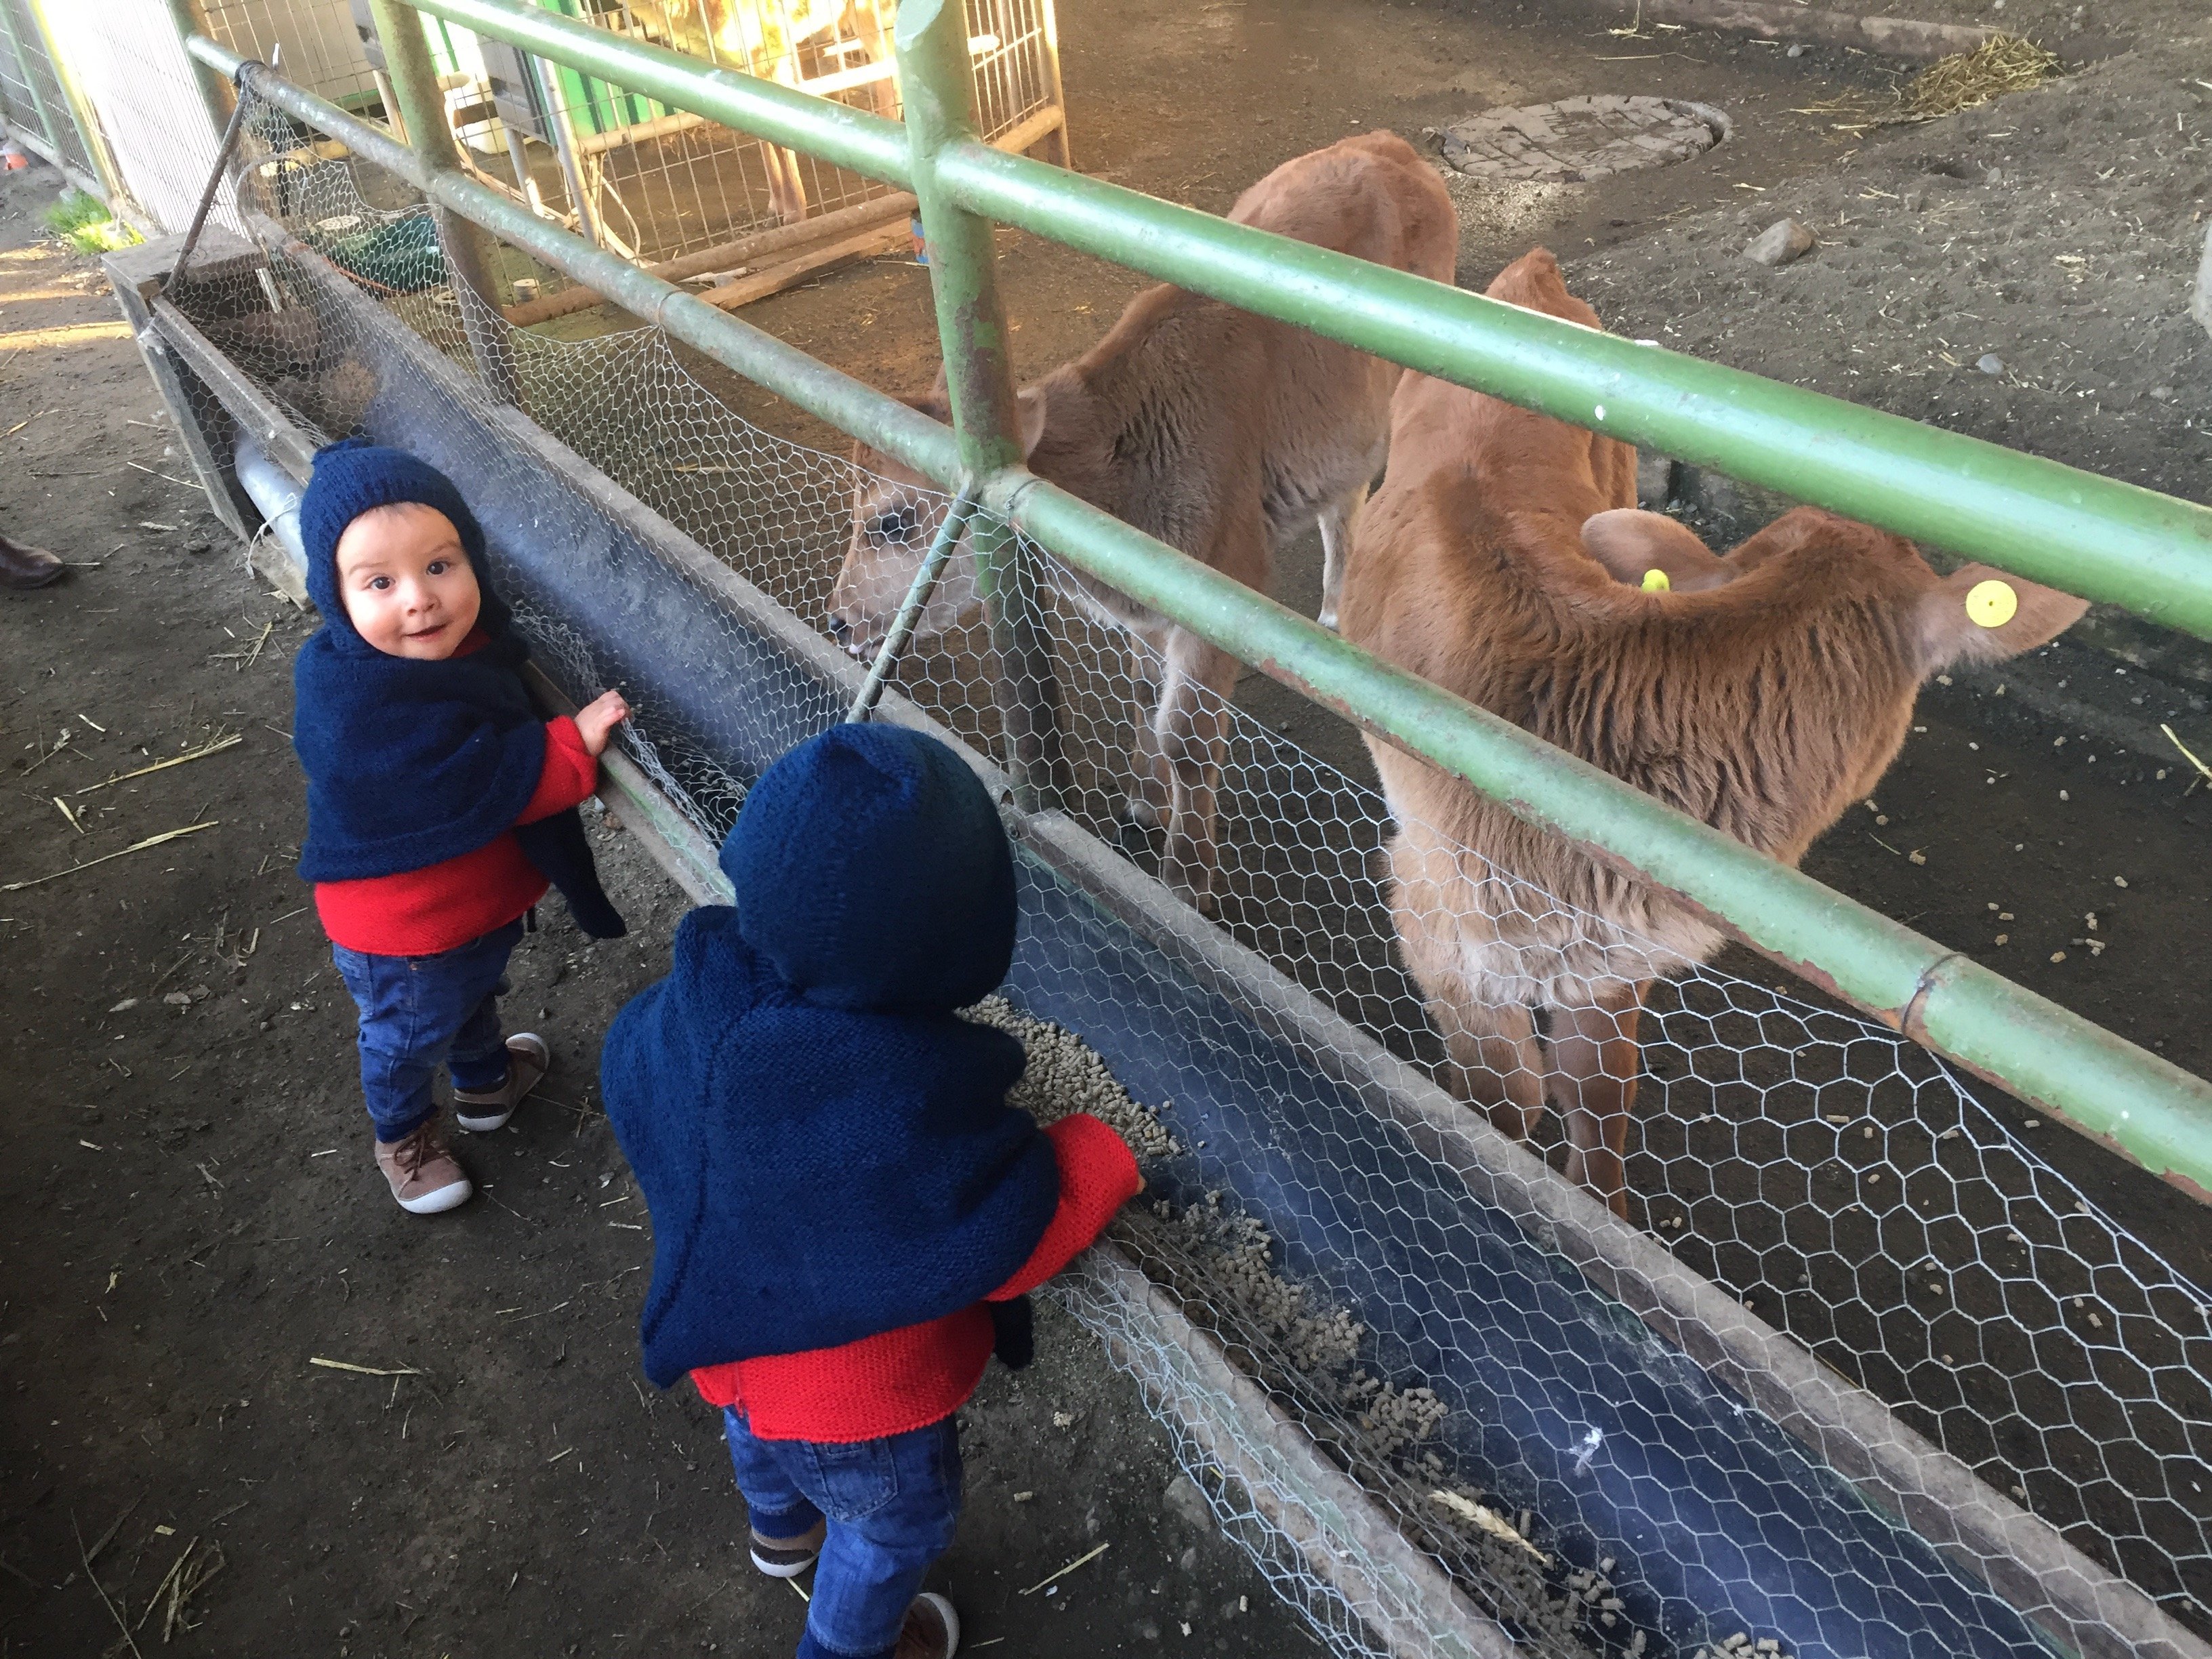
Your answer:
[121,80,2212,1659]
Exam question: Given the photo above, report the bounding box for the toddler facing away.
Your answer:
[291,439,630,1213]
[603,724,1144,1659]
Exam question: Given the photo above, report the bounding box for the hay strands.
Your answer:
[76,732,243,795]
[308,1355,427,1377]
[134,1534,226,1642]
[70,1513,142,1659]
[1017,1540,1109,1595]
[1904,34,2061,121]
[2162,723,2212,783]
[1,821,220,893]
[1789,34,2060,134]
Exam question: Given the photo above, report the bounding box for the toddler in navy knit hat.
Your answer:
[602,723,1143,1659]
[293,438,630,1214]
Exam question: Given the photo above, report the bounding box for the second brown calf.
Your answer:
[1339,248,2087,1217]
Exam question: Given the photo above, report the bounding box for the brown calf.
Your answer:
[1339,247,2087,1216]
[830,131,1458,912]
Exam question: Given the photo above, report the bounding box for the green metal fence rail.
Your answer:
[182,18,2212,1206]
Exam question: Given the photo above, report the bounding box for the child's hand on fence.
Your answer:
[575,690,631,757]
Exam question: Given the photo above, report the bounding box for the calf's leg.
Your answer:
[1431,994,1546,1145]
[1547,981,1649,1218]
[1315,480,1366,632]
[1155,628,1240,914]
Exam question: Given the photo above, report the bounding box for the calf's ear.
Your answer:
[1917,563,2089,671]
[1015,386,1048,460]
[1580,508,1734,593]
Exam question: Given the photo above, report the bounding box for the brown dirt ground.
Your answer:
[7,0,2212,1654]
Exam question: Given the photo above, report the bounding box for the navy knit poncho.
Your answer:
[601,723,1059,1387]
[291,439,622,939]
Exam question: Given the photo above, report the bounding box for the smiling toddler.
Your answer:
[292,439,630,1213]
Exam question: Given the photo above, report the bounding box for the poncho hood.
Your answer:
[720,722,1015,1014]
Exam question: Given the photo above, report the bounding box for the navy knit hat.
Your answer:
[721,723,1015,1014]
[298,438,508,645]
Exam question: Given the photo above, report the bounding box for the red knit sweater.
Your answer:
[693,1113,1141,1442]
[315,694,598,956]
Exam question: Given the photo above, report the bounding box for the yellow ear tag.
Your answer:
[1641,568,1671,593]
[1965,578,2018,629]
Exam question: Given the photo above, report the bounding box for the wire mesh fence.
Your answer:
[0,0,98,182]
[196,0,380,111]
[155,96,2212,1659]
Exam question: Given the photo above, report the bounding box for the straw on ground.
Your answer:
[1,821,220,892]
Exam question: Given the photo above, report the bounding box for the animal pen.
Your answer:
[90,0,2212,1655]
[180,0,1068,312]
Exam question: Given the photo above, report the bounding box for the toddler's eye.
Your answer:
[369,575,392,591]
[426,559,451,575]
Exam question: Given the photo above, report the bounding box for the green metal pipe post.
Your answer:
[895,0,1065,810]
[389,0,2212,646]
[364,0,521,405]
[186,41,2212,1200]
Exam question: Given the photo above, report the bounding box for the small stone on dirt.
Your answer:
[1164,1473,1214,1532]
[1977,354,2005,376]
[1743,218,1815,268]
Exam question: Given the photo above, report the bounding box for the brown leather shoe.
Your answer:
[375,1119,472,1214]
[891,1593,960,1659]
[0,533,64,590]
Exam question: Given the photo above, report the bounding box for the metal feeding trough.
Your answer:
[106,220,2204,1659]
[1437,97,1730,184]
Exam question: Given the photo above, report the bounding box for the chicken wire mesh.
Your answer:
[155,98,2212,1659]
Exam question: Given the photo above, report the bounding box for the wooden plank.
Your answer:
[1585,0,1992,59]
[691,221,909,313]
[499,190,917,327]
[146,295,319,480]
[104,272,250,544]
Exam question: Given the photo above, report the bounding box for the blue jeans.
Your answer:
[330,920,523,1143]
[722,1408,963,1659]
